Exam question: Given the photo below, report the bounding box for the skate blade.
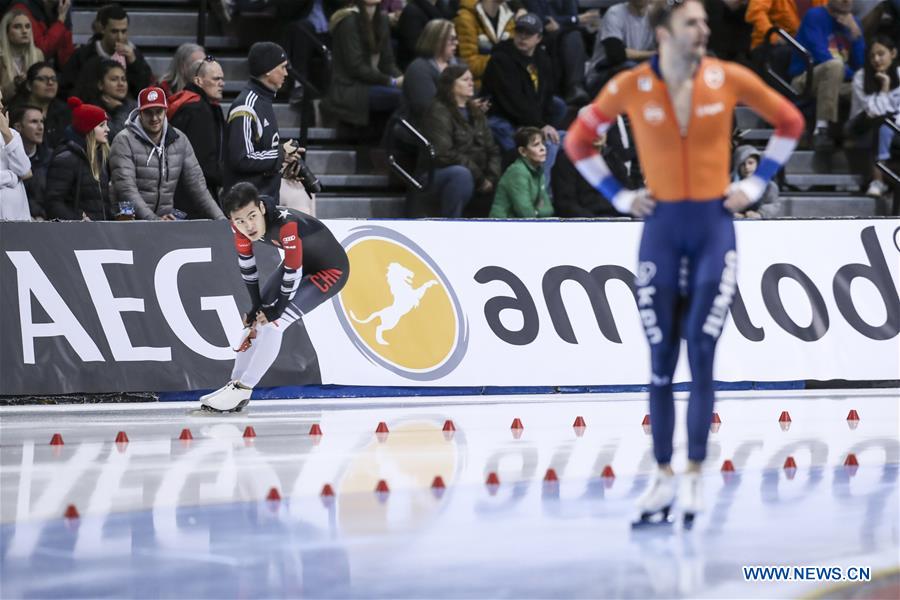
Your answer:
[188,399,250,416]
[631,506,674,530]
[683,512,697,530]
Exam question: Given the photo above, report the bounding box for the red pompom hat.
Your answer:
[67,97,108,135]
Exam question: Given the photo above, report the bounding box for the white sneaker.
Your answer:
[866,180,889,198]
[679,471,703,528]
[200,381,252,413]
[633,470,676,527]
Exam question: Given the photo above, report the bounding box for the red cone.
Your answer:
[510,418,524,430]
[375,480,390,494]
[375,422,389,434]
[179,428,193,441]
[485,472,500,486]
[721,459,735,472]
[544,468,558,482]
[320,484,335,497]
[711,413,721,424]
[844,453,859,467]
[243,426,256,439]
[64,504,80,520]
[431,476,446,489]
[601,465,615,478]
[49,433,64,446]
[309,423,323,436]
[115,431,129,444]
[642,414,651,426]
[847,410,860,422]
[573,416,586,428]
[778,411,792,423]
[266,487,281,502]
[784,456,797,469]
[442,420,456,432]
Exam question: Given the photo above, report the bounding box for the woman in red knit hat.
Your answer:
[45,97,113,220]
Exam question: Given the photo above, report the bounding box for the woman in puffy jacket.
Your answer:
[45,97,113,220]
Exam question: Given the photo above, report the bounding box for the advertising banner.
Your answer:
[1,219,897,395]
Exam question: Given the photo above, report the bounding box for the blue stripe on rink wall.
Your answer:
[159,380,807,402]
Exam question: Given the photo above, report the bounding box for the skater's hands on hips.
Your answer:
[724,185,753,213]
[628,189,656,217]
[255,312,269,326]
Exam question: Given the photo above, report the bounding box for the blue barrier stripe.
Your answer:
[160,380,808,402]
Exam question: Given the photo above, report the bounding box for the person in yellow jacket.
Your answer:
[745,0,826,50]
[454,0,520,86]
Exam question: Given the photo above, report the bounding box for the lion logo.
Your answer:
[333,226,468,380]
[350,263,438,346]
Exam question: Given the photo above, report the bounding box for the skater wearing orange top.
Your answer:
[564,0,804,528]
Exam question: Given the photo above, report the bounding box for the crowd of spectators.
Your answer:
[0,0,898,223]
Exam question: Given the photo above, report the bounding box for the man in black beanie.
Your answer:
[224,41,293,200]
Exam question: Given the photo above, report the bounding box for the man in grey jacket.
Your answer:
[110,86,225,221]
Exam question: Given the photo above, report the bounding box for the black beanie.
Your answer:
[248,42,287,78]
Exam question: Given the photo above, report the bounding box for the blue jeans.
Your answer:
[487,116,565,194]
[368,85,403,114]
[429,165,474,217]
[877,123,896,161]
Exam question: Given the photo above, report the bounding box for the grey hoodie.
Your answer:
[732,144,781,218]
[110,110,224,221]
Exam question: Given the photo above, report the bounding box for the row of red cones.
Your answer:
[46,415,592,447]
[47,407,863,447]
[642,409,862,434]
[61,453,863,521]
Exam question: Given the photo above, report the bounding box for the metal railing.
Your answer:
[762,27,814,101]
[386,119,435,192]
[875,118,900,216]
[198,0,208,47]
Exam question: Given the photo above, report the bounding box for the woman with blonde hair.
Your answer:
[0,9,45,98]
[45,97,114,220]
[402,19,461,124]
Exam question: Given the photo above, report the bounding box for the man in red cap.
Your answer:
[109,86,225,221]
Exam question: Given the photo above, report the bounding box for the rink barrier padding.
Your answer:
[157,380,808,402]
[1,219,898,399]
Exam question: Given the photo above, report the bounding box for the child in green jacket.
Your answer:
[489,127,554,218]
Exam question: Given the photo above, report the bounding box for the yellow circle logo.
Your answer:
[333,227,467,379]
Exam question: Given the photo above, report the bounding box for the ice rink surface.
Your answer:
[1,389,898,599]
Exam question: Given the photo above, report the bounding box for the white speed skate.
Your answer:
[679,471,703,529]
[198,381,252,413]
[632,470,676,529]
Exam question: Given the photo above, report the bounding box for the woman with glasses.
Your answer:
[401,19,462,127]
[397,0,460,69]
[158,43,206,97]
[10,61,70,149]
[77,59,136,142]
[0,9,45,98]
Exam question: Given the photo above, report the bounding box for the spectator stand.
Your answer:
[65,0,891,218]
[72,0,407,218]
